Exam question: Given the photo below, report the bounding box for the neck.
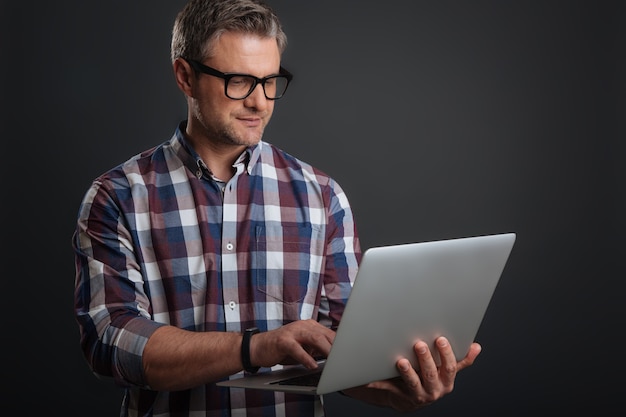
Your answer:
[185,132,247,183]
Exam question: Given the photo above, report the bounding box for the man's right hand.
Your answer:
[249,319,335,370]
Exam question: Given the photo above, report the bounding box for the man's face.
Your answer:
[189,31,281,147]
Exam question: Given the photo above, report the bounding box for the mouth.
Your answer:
[238,115,264,128]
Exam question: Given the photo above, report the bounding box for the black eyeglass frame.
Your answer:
[186,59,293,100]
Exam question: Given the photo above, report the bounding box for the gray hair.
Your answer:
[171,0,287,63]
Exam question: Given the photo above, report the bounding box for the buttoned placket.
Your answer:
[221,159,248,332]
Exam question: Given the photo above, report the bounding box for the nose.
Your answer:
[243,82,269,111]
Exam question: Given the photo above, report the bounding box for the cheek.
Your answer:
[196,90,234,118]
[192,77,224,101]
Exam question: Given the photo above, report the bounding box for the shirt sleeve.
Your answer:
[317,178,362,330]
[73,178,165,388]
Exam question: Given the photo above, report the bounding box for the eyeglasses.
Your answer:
[187,59,293,100]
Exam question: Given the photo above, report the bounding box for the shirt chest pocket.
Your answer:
[253,225,323,304]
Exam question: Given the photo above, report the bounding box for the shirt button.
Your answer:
[228,301,236,310]
[226,243,234,251]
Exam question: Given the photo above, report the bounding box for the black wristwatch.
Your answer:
[241,327,260,374]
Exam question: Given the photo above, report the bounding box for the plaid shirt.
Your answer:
[73,122,361,417]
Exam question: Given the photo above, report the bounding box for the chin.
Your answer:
[239,131,265,146]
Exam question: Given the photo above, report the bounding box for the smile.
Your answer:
[238,116,263,127]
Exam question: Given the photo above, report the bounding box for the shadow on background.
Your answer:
[2,1,624,415]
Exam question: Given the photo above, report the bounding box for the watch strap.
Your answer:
[241,327,260,373]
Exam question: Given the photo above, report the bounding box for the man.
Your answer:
[72,1,481,416]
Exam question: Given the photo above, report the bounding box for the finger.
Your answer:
[413,340,440,393]
[456,342,482,371]
[433,337,457,387]
[285,339,322,369]
[255,327,319,369]
[396,358,422,391]
[294,324,334,358]
[284,321,335,368]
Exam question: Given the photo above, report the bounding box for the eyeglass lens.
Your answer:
[227,75,289,99]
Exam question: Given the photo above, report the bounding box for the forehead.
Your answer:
[208,31,281,75]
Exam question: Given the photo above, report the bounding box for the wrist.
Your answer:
[241,327,260,373]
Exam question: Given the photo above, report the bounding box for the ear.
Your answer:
[173,57,195,97]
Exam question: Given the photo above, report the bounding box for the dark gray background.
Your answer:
[3,1,625,415]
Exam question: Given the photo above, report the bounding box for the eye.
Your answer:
[229,76,249,87]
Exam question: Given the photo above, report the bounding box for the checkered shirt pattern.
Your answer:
[73,122,361,417]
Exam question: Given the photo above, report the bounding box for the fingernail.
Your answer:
[417,343,427,354]
[399,361,410,372]
[437,337,448,347]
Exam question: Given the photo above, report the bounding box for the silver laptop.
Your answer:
[217,232,516,395]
